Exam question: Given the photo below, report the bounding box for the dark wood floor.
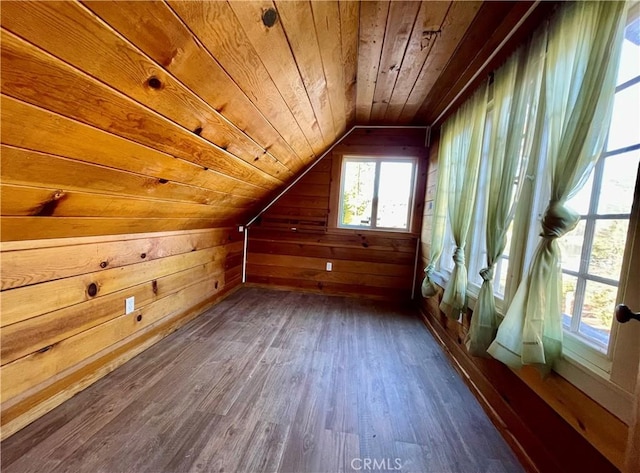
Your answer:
[2,287,523,473]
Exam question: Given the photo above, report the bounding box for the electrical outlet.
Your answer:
[238,225,244,232]
[125,296,135,314]
[326,262,332,271]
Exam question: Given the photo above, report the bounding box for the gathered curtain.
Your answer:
[487,1,627,372]
[438,85,488,319]
[421,145,451,297]
[466,32,546,356]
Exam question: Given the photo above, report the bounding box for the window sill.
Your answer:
[432,271,506,314]
[326,227,420,238]
[430,270,451,290]
[557,345,633,424]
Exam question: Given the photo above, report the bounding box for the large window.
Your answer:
[467,109,514,300]
[557,14,639,367]
[441,7,638,353]
[434,6,639,419]
[338,157,417,231]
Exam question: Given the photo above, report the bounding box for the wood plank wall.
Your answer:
[0,228,243,440]
[416,133,626,472]
[0,1,556,242]
[0,1,309,244]
[247,128,426,300]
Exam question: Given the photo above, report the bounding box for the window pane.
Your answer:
[377,162,413,229]
[494,221,514,297]
[341,161,375,227]
[559,220,586,272]
[606,83,640,152]
[561,274,579,329]
[502,220,514,258]
[468,249,487,289]
[468,145,490,290]
[495,255,509,297]
[566,172,593,215]
[440,224,456,272]
[579,280,617,347]
[617,18,640,86]
[597,150,640,214]
[588,219,630,280]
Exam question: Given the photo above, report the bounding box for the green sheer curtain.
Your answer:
[421,148,450,297]
[488,1,626,372]
[466,33,546,356]
[439,85,488,319]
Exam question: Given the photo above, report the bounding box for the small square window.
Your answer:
[338,156,417,231]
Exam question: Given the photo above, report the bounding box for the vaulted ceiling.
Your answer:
[0,1,552,241]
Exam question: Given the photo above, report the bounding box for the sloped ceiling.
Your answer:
[0,1,551,241]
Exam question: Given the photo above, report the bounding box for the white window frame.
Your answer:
[525,9,640,421]
[337,155,418,232]
[555,83,640,422]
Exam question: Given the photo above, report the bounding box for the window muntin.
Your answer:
[560,152,639,352]
[435,9,639,364]
[559,27,640,353]
[338,156,417,231]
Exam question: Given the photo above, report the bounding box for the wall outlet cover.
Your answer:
[326,262,332,271]
[125,296,135,314]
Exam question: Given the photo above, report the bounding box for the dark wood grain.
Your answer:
[1,287,522,473]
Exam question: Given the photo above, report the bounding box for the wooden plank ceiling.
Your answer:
[0,1,542,241]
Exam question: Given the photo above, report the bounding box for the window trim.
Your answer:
[337,156,418,232]
[328,147,427,236]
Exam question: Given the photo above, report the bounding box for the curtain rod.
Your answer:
[431,0,541,128]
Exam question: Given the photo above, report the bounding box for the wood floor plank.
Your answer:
[279,349,335,472]
[235,421,290,473]
[1,287,523,473]
[159,411,224,473]
[0,324,200,471]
